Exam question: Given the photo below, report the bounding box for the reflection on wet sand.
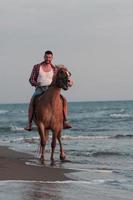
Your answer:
[0,181,61,200]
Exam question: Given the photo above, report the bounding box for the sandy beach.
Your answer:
[0,146,72,181]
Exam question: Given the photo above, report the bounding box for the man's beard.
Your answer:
[45,60,51,64]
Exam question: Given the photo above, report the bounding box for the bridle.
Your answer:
[54,67,71,90]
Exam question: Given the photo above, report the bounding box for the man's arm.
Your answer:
[29,65,40,87]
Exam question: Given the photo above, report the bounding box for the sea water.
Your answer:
[0,101,133,200]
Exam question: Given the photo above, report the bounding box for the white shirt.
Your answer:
[37,66,54,86]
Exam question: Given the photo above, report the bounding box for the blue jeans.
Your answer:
[32,86,49,97]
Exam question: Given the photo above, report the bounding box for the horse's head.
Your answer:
[55,67,71,90]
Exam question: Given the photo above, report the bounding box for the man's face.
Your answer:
[44,53,53,64]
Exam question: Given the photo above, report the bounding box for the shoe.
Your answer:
[24,125,32,131]
[63,122,72,129]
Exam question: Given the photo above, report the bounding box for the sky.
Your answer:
[0,0,133,103]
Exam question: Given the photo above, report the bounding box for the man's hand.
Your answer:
[36,82,41,87]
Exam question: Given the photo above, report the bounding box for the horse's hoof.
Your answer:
[60,155,66,161]
[40,156,44,164]
[50,160,55,166]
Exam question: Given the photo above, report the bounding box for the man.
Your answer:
[25,50,72,131]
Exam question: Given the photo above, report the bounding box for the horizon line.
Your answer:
[0,99,133,105]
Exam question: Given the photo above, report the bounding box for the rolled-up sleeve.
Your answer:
[29,65,39,87]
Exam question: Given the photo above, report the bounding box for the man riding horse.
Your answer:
[25,50,73,131]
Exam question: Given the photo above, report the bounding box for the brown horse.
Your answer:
[33,67,71,164]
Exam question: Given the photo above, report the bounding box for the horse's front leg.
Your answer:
[57,132,66,161]
[38,123,46,163]
[50,132,56,165]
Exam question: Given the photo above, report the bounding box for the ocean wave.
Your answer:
[10,125,25,132]
[9,135,110,143]
[0,180,92,185]
[0,125,36,133]
[110,113,130,118]
[0,127,11,132]
[0,125,25,132]
[0,137,25,144]
[23,137,39,143]
[0,136,37,144]
[1,130,133,142]
[10,125,38,132]
[0,179,126,186]
[91,151,122,157]
[72,127,114,132]
[111,134,133,139]
[9,110,26,114]
[4,134,133,147]
[9,136,39,143]
[0,179,94,185]
[0,110,8,114]
[10,137,25,142]
[62,135,110,140]
[63,134,133,140]
[70,150,127,158]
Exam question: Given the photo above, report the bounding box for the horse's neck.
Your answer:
[42,86,61,101]
[49,86,61,98]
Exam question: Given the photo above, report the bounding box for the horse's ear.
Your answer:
[60,66,71,76]
[55,65,71,77]
[68,71,71,76]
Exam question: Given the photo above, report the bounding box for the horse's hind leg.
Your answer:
[57,132,66,161]
[37,123,46,162]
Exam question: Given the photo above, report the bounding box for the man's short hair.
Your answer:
[45,50,53,55]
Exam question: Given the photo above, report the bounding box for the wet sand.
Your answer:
[0,146,133,200]
[0,146,72,181]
